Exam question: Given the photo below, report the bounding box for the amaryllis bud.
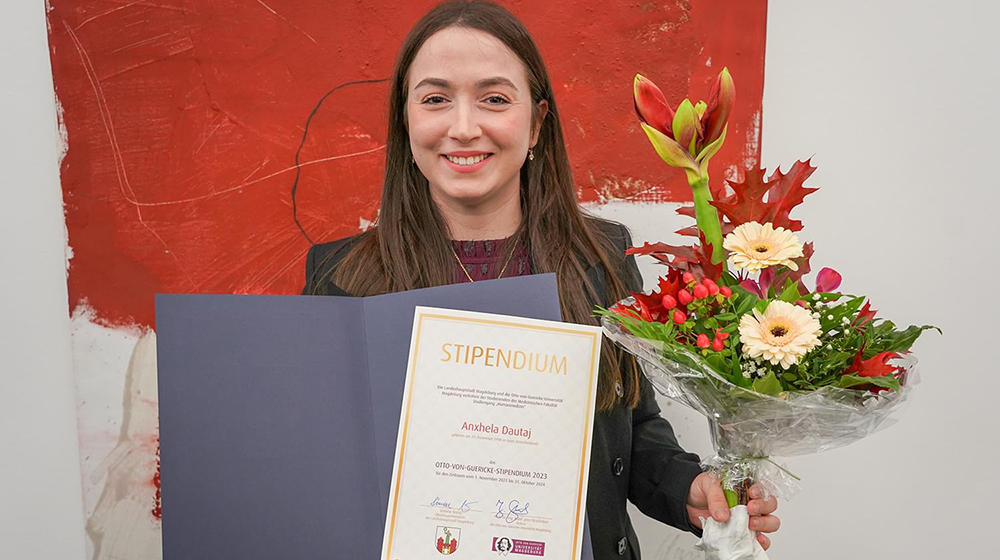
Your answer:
[682,272,696,284]
[702,67,735,147]
[672,99,701,156]
[672,309,687,324]
[696,334,711,348]
[633,74,675,136]
[720,286,732,298]
[693,284,709,300]
[661,294,677,310]
[677,289,693,305]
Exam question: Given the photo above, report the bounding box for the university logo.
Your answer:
[492,536,546,557]
[436,526,460,555]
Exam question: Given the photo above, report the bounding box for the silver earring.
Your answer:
[528,149,534,161]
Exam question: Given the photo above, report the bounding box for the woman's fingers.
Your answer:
[747,495,778,515]
[749,514,780,533]
[757,533,771,550]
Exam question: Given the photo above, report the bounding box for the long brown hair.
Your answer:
[329,0,640,410]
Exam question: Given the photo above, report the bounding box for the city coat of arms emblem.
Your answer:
[436,526,460,555]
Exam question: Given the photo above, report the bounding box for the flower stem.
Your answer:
[690,174,727,269]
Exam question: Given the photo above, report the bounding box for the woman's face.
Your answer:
[406,26,547,216]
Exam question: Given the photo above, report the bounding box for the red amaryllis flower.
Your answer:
[633,68,735,181]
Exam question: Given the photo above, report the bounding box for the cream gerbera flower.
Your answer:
[723,221,804,272]
[738,300,822,370]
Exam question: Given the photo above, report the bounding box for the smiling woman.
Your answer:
[300,1,779,558]
[406,27,547,238]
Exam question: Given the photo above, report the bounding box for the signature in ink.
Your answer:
[430,496,477,513]
[495,499,530,524]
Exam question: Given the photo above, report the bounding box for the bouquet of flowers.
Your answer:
[597,69,940,560]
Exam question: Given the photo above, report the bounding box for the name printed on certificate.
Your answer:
[381,306,602,560]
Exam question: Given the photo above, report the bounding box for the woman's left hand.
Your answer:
[686,472,781,550]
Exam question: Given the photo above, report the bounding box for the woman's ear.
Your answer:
[530,99,549,147]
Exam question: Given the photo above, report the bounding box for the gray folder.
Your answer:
[155,273,595,559]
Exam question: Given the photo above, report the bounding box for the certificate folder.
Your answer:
[155,273,595,560]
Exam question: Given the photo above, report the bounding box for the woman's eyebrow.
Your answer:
[413,76,519,91]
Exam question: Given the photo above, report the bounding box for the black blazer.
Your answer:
[301,221,704,560]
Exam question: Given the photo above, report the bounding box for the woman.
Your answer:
[302,1,779,558]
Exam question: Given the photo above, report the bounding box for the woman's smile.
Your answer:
[441,152,494,173]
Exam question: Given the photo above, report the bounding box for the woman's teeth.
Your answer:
[445,153,491,165]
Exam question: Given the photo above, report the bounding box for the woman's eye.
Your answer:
[422,95,447,105]
[485,95,510,105]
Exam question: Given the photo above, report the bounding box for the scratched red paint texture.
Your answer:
[47,0,766,329]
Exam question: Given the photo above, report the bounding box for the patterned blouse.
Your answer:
[450,235,532,283]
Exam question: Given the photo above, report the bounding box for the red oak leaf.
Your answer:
[620,268,685,323]
[851,301,878,332]
[653,269,684,298]
[769,241,815,296]
[710,159,819,232]
[844,350,902,378]
[626,234,723,280]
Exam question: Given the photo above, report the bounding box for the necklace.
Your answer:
[450,235,521,283]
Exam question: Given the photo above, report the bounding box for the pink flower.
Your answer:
[815,267,842,293]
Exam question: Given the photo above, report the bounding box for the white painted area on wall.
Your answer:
[0,1,87,560]
[2,1,996,559]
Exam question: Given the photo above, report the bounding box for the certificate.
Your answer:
[381,306,602,560]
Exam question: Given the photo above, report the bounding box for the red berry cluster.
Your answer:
[611,269,737,353]
[660,272,733,325]
[669,272,735,351]
[611,269,733,352]
[696,329,731,351]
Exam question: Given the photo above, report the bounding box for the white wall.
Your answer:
[0,1,87,560]
[2,1,994,559]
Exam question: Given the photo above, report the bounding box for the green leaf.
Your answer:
[735,296,756,316]
[778,280,801,304]
[705,353,728,372]
[715,313,737,321]
[751,371,783,396]
[872,324,942,354]
[754,299,769,314]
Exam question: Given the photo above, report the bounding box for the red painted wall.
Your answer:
[47,0,767,328]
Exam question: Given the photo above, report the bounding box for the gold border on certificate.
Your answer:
[383,309,601,560]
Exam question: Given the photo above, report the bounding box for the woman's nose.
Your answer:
[448,102,481,142]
